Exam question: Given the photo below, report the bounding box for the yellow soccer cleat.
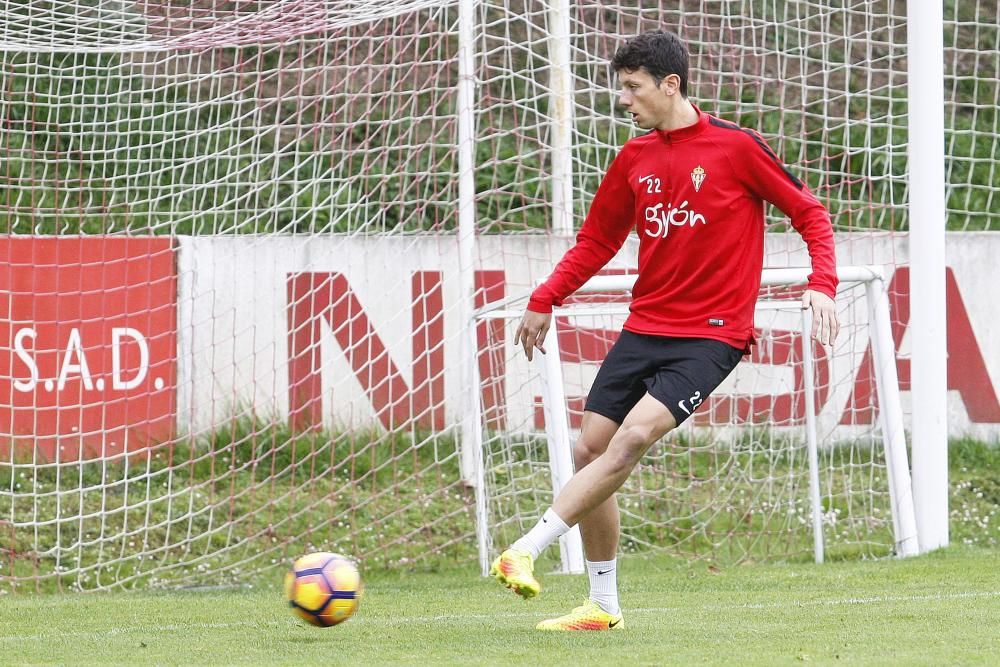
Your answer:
[489,548,540,599]
[536,600,624,631]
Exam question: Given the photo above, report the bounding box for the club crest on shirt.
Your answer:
[691,165,706,192]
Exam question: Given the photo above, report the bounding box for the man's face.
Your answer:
[617,67,678,130]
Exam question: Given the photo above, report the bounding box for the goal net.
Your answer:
[473,267,918,573]
[0,1,992,591]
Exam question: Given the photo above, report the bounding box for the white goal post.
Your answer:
[472,266,920,575]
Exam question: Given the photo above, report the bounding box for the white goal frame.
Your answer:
[471,266,920,575]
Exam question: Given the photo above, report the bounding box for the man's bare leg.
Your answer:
[533,395,676,629]
[493,394,676,603]
[501,411,619,561]
[573,411,623,617]
[573,411,621,562]
[553,394,676,526]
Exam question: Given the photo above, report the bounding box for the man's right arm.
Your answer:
[516,147,636,360]
[527,147,636,314]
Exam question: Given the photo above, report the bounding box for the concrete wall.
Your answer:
[175,233,1000,441]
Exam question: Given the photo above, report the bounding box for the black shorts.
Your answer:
[584,331,743,426]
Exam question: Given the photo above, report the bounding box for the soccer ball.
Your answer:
[284,552,363,627]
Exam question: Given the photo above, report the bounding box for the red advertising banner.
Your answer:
[1,237,176,461]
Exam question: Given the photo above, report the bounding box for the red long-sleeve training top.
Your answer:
[527,107,838,351]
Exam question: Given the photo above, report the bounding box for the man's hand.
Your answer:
[802,289,839,346]
[514,310,552,362]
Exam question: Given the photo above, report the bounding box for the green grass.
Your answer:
[950,438,1000,550]
[0,546,997,665]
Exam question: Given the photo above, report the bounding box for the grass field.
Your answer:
[1,546,997,666]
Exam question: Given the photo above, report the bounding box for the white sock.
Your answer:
[511,508,570,560]
[587,558,620,615]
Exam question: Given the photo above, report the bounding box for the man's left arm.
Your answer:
[740,131,840,345]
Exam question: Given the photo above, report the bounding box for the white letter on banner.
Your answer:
[57,328,94,391]
[112,327,149,390]
[13,328,38,392]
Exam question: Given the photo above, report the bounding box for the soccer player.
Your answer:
[490,30,840,631]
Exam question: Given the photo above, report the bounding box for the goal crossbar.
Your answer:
[473,266,883,322]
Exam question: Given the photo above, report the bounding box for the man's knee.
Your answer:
[573,412,620,469]
[573,434,608,469]
[604,424,662,472]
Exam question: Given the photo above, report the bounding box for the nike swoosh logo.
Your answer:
[542,518,548,524]
[596,569,614,575]
[609,618,621,628]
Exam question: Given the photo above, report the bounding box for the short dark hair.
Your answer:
[611,30,689,97]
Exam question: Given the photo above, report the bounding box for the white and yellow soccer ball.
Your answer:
[284,552,363,627]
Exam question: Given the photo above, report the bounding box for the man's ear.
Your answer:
[659,73,682,96]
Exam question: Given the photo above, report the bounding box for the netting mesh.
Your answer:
[0,2,995,237]
[944,0,999,230]
[0,1,994,591]
[1,5,463,235]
